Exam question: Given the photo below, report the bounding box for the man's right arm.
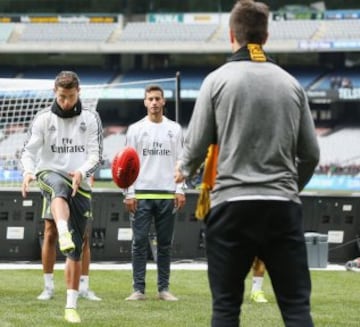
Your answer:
[20,116,43,197]
[21,173,36,198]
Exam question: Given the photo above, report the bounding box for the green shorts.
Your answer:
[37,170,92,260]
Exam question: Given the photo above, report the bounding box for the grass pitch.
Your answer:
[0,268,358,327]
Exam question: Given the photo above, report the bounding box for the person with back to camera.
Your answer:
[174,1,320,326]
[21,71,103,324]
[124,84,186,301]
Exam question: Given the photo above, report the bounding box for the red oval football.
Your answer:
[111,146,140,188]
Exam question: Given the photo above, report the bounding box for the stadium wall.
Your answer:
[0,189,358,264]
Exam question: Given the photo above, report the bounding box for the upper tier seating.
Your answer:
[18,23,117,42]
[0,23,14,42]
[1,17,359,46]
[118,22,218,42]
[318,19,360,40]
[268,20,320,41]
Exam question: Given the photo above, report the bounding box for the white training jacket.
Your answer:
[124,116,184,199]
[20,106,103,185]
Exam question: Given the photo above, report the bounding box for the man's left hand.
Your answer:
[174,193,186,211]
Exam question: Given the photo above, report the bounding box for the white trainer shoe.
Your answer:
[125,291,146,301]
[79,289,102,301]
[158,291,178,301]
[37,288,54,300]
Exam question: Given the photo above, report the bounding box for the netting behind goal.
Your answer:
[0,76,178,188]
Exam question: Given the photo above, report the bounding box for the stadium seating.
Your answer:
[118,67,214,100]
[103,133,126,162]
[310,67,360,90]
[20,66,118,85]
[0,15,359,53]
[268,20,320,41]
[7,19,360,43]
[0,66,19,78]
[0,132,27,159]
[0,23,14,42]
[317,127,360,166]
[118,22,218,42]
[18,23,118,42]
[285,66,328,89]
[319,19,360,40]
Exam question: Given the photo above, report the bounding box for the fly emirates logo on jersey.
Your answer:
[51,137,85,153]
[143,141,171,156]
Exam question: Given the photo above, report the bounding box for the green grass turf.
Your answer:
[0,269,358,326]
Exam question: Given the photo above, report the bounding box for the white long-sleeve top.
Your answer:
[125,116,184,198]
[21,106,103,186]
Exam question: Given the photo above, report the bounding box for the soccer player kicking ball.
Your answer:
[37,176,101,302]
[21,71,103,323]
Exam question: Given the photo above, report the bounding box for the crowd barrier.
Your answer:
[0,189,358,263]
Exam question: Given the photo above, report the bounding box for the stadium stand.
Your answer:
[120,68,175,85]
[310,68,360,90]
[317,127,360,166]
[103,132,126,162]
[285,66,328,89]
[0,131,27,158]
[0,13,360,53]
[118,22,218,42]
[268,20,320,41]
[0,9,359,182]
[317,19,360,41]
[0,23,14,42]
[5,17,360,46]
[0,66,19,78]
[119,67,212,94]
[20,66,119,85]
[18,23,118,42]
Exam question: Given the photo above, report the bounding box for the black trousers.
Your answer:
[205,200,314,327]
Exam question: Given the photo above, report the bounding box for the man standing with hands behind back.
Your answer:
[175,1,319,326]
[124,84,185,301]
[21,71,103,324]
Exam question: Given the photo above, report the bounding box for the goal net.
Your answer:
[0,76,178,188]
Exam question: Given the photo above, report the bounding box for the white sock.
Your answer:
[66,289,78,309]
[44,273,54,290]
[79,275,89,292]
[56,220,68,235]
[252,277,264,292]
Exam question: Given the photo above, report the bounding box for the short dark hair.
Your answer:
[55,71,80,89]
[144,84,164,98]
[229,0,269,45]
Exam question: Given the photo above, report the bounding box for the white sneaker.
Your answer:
[158,291,178,301]
[37,288,54,300]
[125,291,146,301]
[79,289,102,301]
